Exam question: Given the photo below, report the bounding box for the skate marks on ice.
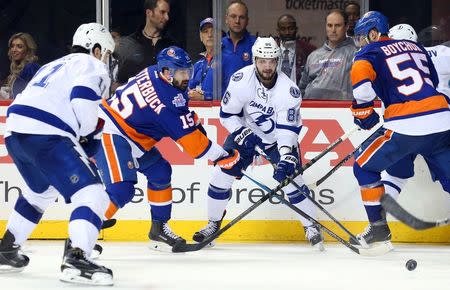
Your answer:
[1,241,449,290]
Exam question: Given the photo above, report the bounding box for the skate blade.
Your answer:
[148,241,174,253]
[313,241,325,252]
[60,268,113,286]
[0,265,26,273]
[358,241,394,256]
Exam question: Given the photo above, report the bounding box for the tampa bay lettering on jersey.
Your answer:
[249,101,274,115]
[135,69,166,114]
[380,41,422,56]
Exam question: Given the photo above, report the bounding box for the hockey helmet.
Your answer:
[252,36,281,63]
[389,24,418,42]
[157,46,193,79]
[354,11,389,37]
[72,23,115,56]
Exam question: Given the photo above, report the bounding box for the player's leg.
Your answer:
[381,154,416,199]
[36,135,112,285]
[420,130,450,194]
[265,145,324,249]
[351,129,415,248]
[139,149,186,250]
[192,134,254,243]
[0,133,57,272]
[95,133,138,221]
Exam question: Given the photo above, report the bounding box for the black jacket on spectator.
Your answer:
[115,25,179,84]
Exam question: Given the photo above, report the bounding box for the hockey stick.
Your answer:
[255,127,382,243]
[171,126,360,253]
[258,158,360,243]
[299,126,359,173]
[101,219,117,229]
[242,173,392,256]
[380,194,450,230]
[308,127,381,190]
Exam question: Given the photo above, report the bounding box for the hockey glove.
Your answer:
[80,136,100,158]
[273,153,298,183]
[191,110,207,136]
[232,127,261,157]
[214,149,240,170]
[351,101,379,130]
[80,118,104,158]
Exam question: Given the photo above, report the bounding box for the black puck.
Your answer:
[406,259,417,271]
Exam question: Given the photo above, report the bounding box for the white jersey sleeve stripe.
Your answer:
[7,104,77,137]
[70,86,102,101]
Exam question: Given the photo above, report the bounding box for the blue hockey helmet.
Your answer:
[157,46,193,79]
[354,11,389,37]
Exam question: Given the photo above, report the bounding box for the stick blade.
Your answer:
[357,242,394,256]
[380,194,439,230]
[171,241,207,253]
[101,219,117,229]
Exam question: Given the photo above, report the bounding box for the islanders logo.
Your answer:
[167,48,175,57]
[243,52,250,61]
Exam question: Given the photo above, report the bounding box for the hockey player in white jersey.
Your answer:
[193,37,324,249]
[381,24,450,200]
[0,23,115,285]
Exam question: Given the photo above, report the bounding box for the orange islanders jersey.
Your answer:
[351,37,450,136]
[99,65,226,160]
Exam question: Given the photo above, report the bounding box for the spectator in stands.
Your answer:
[109,27,122,85]
[110,27,122,49]
[276,14,316,84]
[188,18,215,101]
[114,0,178,86]
[344,1,360,37]
[222,0,256,95]
[298,10,357,100]
[0,32,40,100]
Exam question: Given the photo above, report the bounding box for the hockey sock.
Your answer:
[289,193,315,227]
[207,184,231,221]
[381,172,407,200]
[69,210,102,256]
[104,181,136,219]
[69,184,109,255]
[147,187,172,222]
[105,201,118,220]
[6,195,44,246]
[361,184,385,223]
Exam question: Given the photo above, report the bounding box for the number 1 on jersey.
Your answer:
[33,64,64,88]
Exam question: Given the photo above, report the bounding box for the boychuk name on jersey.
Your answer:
[380,41,422,56]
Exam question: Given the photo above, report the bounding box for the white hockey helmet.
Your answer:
[72,23,115,56]
[388,24,418,42]
[252,36,281,63]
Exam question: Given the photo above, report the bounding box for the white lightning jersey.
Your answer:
[6,53,110,140]
[426,44,450,97]
[220,65,303,150]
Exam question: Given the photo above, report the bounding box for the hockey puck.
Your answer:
[406,259,417,271]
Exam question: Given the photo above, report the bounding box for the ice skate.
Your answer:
[63,238,103,260]
[304,225,325,251]
[148,220,186,252]
[0,230,30,273]
[60,246,113,286]
[350,222,393,251]
[193,211,226,247]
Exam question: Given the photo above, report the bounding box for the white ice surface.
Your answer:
[2,241,449,290]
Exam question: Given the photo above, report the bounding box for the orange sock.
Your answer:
[105,201,118,219]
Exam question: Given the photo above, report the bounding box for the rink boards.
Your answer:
[0,101,449,242]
